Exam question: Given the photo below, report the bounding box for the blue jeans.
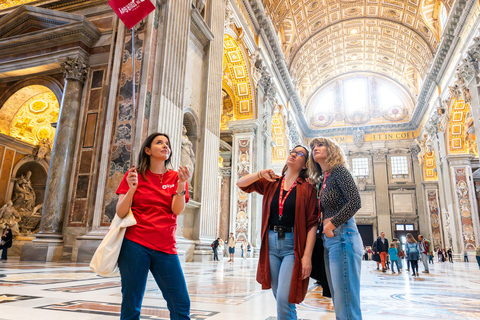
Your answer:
[476,256,480,269]
[323,217,363,320]
[420,253,429,271]
[397,257,403,269]
[118,238,190,320]
[268,230,296,320]
[391,260,400,272]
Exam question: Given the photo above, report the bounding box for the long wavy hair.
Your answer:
[406,233,417,243]
[307,137,347,183]
[137,133,172,183]
[281,145,309,180]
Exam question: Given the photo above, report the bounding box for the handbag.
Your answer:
[90,210,136,277]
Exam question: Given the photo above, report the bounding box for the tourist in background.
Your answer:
[475,245,480,269]
[308,137,363,320]
[0,226,12,261]
[418,235,431,274]
[375,232,389,273]
[237,145,318,320]
[447,247,453,263]
[405,233,420,277]
[388,243,400,274]
[228,233,236,262]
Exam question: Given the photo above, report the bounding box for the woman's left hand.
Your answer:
[323,221,336,238]
[301,255,312,279]
[178,166,190,184]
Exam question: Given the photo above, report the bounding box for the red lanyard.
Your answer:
[279,177,298,220]
[317,172,329,214]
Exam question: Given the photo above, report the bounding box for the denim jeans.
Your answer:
[391,260,400,273]
[323,217,363,320]
[476,256,480,269]
[268,230,296,320]
[118,238,190,320]
[397,257,403,269]
[420,253,429,271]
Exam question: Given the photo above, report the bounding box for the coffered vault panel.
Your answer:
[262,0,438,104]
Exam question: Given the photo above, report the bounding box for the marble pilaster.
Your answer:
[372,149,391,240]
[22,56,88,262]
[219,167,232,240]
[228,119,260,242]
[423,183,445,251]
[411,155,429,239]
[149,0,191,168]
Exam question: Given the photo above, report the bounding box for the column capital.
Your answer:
[445,154,475,166]
[372,149,388,162]
[228,119,261,134]
[60,56,89,83]
[219,167,232,177]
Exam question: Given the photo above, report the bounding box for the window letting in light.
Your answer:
[391,156,409,176]
[378,85,403,110]
[352,158,369,177]
[440,4,448,29]
[344,78,367,113]
[312,89,334,114]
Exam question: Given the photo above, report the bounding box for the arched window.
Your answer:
[378,85,403,110]
[312,88,334,114]
[344,78,368,113]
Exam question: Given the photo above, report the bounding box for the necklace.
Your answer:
[151,170,168,184]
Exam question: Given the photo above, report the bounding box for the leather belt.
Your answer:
[269,225,293,233]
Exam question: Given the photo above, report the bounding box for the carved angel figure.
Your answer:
[180,126,195,187]
[415,137,426,164]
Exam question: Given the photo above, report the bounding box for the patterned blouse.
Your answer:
[320,164,361,228]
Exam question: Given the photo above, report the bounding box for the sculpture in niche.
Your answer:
[449,72,471,103]
[425,134,433,153]
[180,125,195,189]
[415,137,426,164]
[353,129,365,148]
[356,177,366,191]
[12,171,36,213]
[0,201,21,235]
[437,100,450,132]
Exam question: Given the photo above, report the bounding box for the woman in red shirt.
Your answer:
[116,133,191,320]
[237,145,317,320]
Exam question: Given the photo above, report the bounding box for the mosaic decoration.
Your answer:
[36,300,219,319]
[263,0,438,103]
[0,294,39,304]
[271,112,287,163]
[45,281,121,293]
[448,100,477,155]
[235,138,251,241]
[426,190,442,250]
[102,26,147,225]
[424,150,437,181]
[453,168,476,251]
[223,34,254,121]
[8,91,59,146]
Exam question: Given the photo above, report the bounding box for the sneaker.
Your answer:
[422,270,429,273]
[228,260,232,262]
[399,271,402,274]
[412,273,416,276]
[382,269,386,273]
[392,271,396,274]
[376,267,379,270]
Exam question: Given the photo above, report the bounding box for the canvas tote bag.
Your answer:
[90,210,137,277]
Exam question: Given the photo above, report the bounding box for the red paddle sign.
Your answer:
[108,0,155,29]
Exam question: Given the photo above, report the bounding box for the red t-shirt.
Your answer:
[116,169,189,254]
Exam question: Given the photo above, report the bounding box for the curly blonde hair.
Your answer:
[307,137,348,183]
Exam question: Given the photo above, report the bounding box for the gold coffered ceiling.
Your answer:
[263,0,439,104]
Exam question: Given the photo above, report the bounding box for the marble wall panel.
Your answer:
[83,113,98,148]
[426,189,443,250]
[357,192,375,215]
[453,168,477,250]
[0,148,14,205]
[184,36,205,117]
[101,26,147,225]
[79,150,93,174]
[392,193,414,214]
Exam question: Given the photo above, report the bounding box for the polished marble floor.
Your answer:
[0,256,479,320]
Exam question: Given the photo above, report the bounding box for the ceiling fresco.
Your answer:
[262,0,441,127]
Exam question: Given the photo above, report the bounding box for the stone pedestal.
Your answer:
[22,57,88,262]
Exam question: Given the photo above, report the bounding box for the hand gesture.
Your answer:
[301,255,312,279]
[260,169,279,182]
[127,167,138,191]
[323,221,336,238]
[178,166,190,184]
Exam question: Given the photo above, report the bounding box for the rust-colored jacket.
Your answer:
[239,176,318,304]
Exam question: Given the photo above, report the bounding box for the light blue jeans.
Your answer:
[268,230,296,320]
[420,253,429,271]
[324,217,363,320]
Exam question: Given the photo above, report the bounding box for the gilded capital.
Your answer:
[61,56,89,83]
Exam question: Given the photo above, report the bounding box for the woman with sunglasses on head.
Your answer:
[309,137,363,320]
[116,133,191,320]
[237,145,317,320]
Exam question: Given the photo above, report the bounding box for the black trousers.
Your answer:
[213,249,218,261]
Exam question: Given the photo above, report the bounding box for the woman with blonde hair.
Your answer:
[309,137,363,320]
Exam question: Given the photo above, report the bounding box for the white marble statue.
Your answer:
[415,137,426,164]
[180,125,195,188]
[12,171,36,212]
[0,201,21,235]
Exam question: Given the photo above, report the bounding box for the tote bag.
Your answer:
[90,210,137,277]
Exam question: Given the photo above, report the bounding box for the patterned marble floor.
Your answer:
[0,256,479,320]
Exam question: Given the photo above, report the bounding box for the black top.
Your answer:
[1,230,12,249]
[320,165,361,228]
[269,181,296,228]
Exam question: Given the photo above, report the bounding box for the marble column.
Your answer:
[411,147,429,239]
[372,149,391,239]
[22,56,88,262]
[149,0,191,167]
[196,0,227,240]
[219,167,232,240]
[447,156,479,256]
[423,183,444,250]
[228,119,260,242]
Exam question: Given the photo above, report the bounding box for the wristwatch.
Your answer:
[175,190,186,196]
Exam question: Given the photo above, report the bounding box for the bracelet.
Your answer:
[257,171,261,179]
[175,190,186,196]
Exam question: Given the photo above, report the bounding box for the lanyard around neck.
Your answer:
[317,172,329,200]
[279,177,298,220]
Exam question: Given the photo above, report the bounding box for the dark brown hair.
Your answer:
[137,133,172,183]
[281,145,309,179]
